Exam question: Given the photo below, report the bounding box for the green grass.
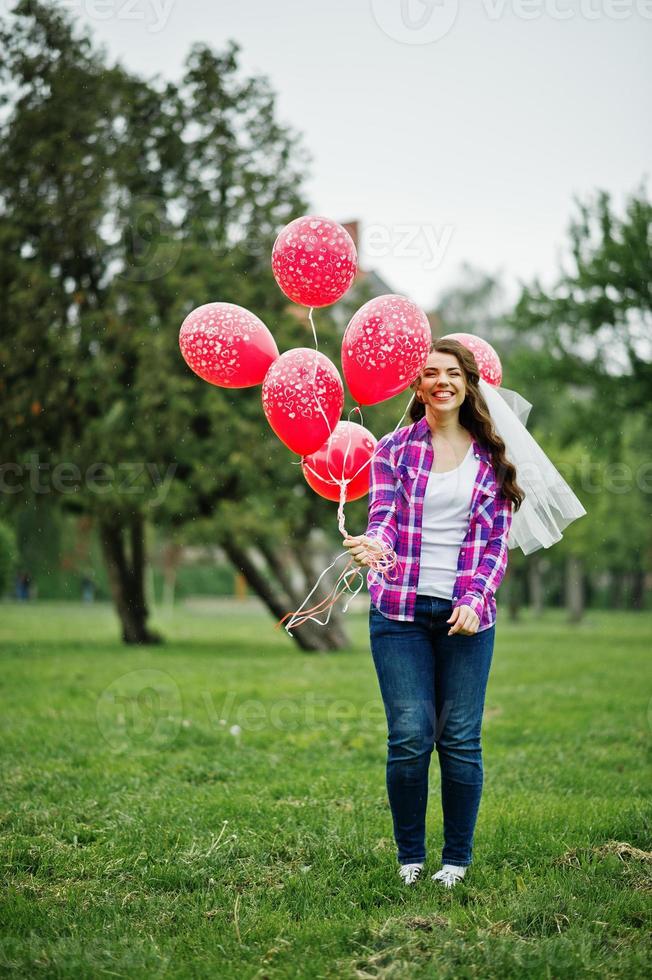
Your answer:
[1,601,651,979]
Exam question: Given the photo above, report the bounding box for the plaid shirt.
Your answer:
[366,415,513,631]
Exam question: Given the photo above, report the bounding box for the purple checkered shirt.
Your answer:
[365,415,513,631]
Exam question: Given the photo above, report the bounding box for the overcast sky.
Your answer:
[57,0,651,309]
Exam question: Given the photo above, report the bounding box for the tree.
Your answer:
[0,1,356,649]
[0,520,17,596]
[513,187,652,428]
[510,187,652,616]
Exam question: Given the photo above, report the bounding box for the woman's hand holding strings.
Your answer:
[342,534,385,567]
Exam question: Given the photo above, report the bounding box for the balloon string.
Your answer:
[275,554,363,633]
[274,547,402,636]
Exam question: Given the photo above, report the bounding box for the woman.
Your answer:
[343,337,525,889]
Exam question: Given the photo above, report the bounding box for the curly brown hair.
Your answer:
[410,338,525,510]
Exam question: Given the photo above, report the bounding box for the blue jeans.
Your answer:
[369,594,495,868]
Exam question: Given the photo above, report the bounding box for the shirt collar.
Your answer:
[411,415,491,462]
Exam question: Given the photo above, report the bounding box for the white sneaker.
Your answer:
[431,864,467,888]
[398,862,424,885]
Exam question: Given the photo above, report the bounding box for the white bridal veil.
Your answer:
[479,378,587,555]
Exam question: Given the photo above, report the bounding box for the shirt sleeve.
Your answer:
[365,434,399,551]
[457,491,513,619]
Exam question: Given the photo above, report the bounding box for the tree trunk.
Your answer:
[565,555,584,624]
[630,569,645,611]
[259,541,300,602]
[223,538,348,652]
[611,569,626,609]
[99,513,161,644]
[504,565,521,622]
[528,554,545,616]
[162,541,182,610]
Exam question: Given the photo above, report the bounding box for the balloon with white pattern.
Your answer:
[442,332,502,386]
[272,216,357,308]
[261,348,344,456]
[179,302,279,388]
[342,294,432,405]
[302,421,377,502]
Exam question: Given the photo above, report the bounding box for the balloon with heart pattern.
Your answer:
[271,216,358,308]
[342,294,432,405]
[442,332,502,386]
[179,302,279,388]
[262,348,344,456]
[302,421,377,502]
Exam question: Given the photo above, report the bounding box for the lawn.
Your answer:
[1,600,651,978]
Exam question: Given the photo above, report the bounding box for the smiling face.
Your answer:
[415,350,467,415]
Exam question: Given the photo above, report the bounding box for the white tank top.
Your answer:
[417,443,479,600]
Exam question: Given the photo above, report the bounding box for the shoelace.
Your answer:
[432,867,465,888]
[398,863,423,885]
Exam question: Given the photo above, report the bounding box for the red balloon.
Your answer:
[262,348,344,456]
[302,422,377,502]
[179,302,278,388]
[271,216,357,308]
[342,295,432,405]
[442,332,503,386]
